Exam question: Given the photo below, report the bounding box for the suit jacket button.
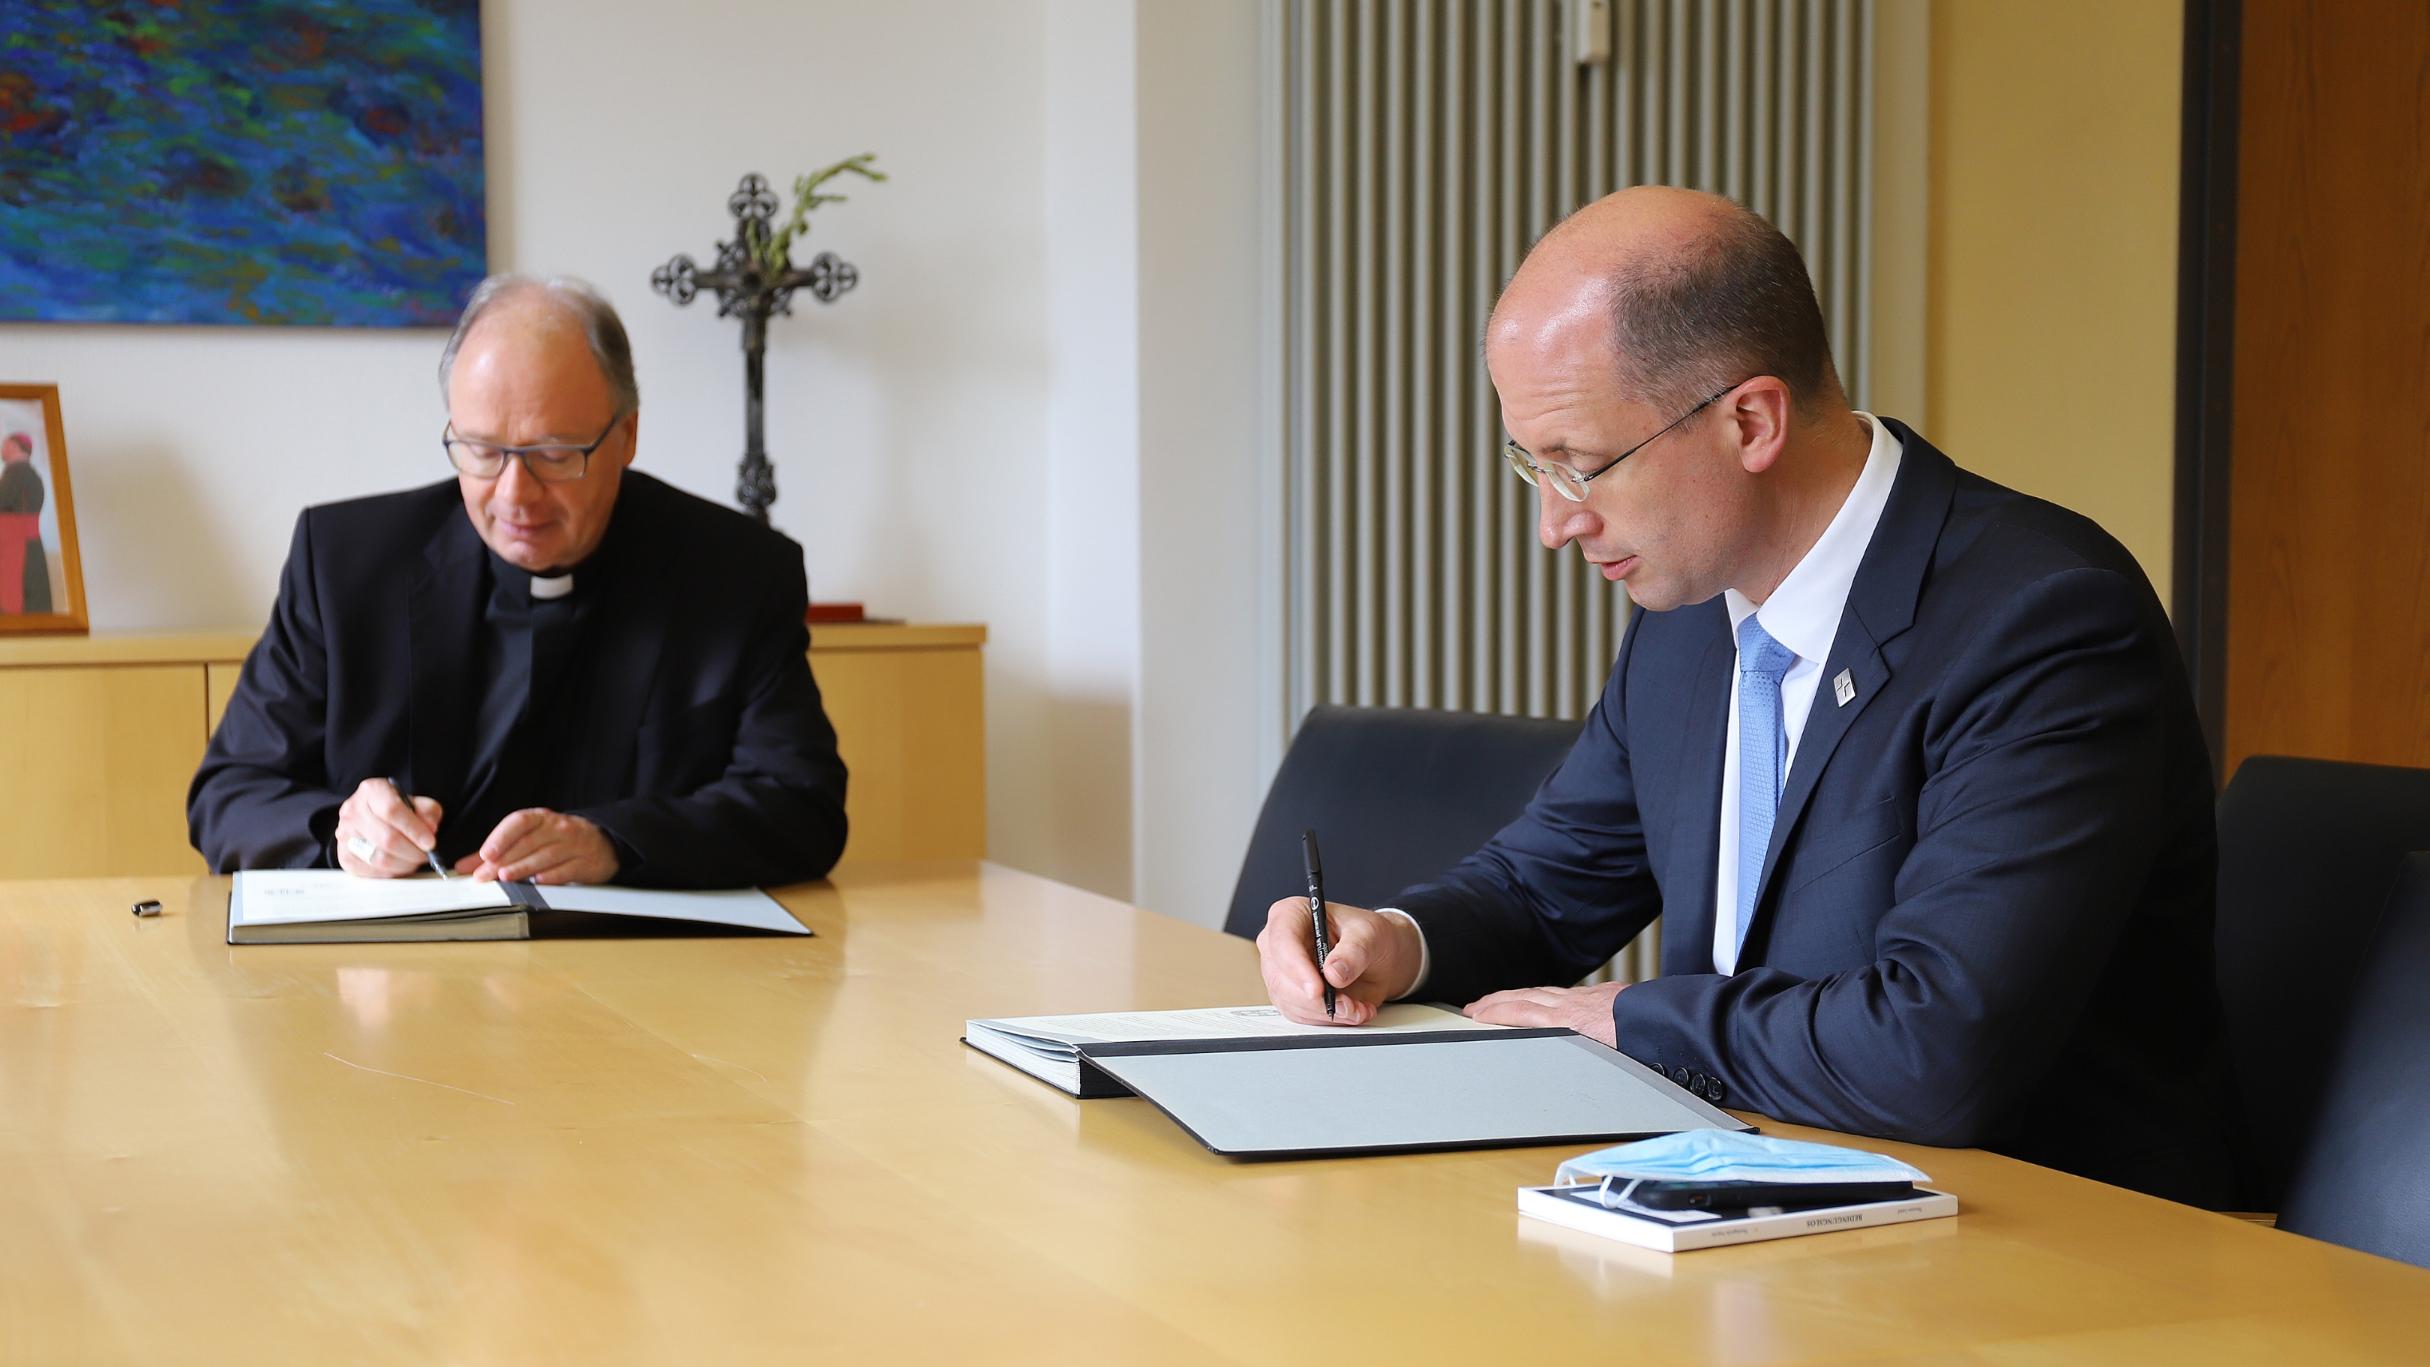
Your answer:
[1672,1066,1694,1087]
[1690,1071,1710,1094]
[1706,1080,1726,1104]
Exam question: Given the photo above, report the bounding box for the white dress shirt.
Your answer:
[1711,413,1901,973]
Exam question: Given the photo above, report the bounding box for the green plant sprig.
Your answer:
[760,153,887,279]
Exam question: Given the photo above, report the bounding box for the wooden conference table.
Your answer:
[7,865,2426,1364]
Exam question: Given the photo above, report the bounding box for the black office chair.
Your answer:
[2215,755,2430,1211]
[1222,705,1583,940]
[2275,852,2430,1269]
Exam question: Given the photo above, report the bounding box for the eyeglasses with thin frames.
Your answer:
[442,415,625,483]
[1502,380,1744,502]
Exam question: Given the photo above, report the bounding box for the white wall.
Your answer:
[1028,0,1276,926]
[1133,3,1275,928]
[1033,0,1143,899]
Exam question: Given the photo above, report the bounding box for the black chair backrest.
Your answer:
[1222,705,1582,940]
[2216,755,2430,1210]
[2276,853,2430,1268]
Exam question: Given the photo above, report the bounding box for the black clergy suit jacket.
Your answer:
[1396,421,2234,1206]
[189,471,849,888]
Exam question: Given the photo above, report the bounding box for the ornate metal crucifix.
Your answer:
[650,173,861,523]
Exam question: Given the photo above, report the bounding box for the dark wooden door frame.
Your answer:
[2174,0,2240,783]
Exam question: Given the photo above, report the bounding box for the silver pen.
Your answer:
[385,776,450,879]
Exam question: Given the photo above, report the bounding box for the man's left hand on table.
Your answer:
[1464,981,1630,1048]
[457,808,619,885]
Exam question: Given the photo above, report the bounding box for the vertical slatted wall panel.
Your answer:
[1283,0,1873,982]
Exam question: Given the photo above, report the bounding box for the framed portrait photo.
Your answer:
[0,383,87,635]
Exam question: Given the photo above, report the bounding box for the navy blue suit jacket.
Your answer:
[1397,423,2232,1205]
[189,472,849,889]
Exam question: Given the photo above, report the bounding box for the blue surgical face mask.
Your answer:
[1553,1130,1932,1189]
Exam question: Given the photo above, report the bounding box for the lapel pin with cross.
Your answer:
[1833,669,1857,707]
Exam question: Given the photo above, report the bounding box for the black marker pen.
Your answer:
[1301,829,1335,1019]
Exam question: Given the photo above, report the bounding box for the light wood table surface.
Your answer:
[6,864,2425,1364]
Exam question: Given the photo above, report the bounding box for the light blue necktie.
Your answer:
[1733,616,1797,963]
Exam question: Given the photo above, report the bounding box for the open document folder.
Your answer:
[226,870,807,944]
[963,1003,1749,1158]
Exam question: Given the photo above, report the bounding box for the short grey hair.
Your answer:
[437,273,641,414]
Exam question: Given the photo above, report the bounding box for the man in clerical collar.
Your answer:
[190,275,850,889]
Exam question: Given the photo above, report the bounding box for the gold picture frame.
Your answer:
[0,382,88,635]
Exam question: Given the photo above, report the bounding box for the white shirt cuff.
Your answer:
[1373,907,1430,1000]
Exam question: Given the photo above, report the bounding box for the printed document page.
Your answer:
[232,871,513,925]
[979,1003,1487,1049]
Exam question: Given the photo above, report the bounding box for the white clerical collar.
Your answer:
[530,573,574,600]
[1723,411,1904,664]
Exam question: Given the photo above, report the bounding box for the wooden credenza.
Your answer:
[0,623,985,878]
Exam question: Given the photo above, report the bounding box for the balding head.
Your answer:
[1486,189,1873,612]
[1492,187,1842,416]
[439,274,639,415]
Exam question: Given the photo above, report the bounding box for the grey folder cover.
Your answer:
[1077,1028,1751,1159]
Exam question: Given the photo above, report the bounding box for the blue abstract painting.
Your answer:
[0,0,487,327]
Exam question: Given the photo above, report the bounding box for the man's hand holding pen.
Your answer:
[1255,898,1425,1026]
[334,777,447,879]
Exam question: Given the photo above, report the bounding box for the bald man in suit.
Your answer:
[1258,190,2231,1206]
